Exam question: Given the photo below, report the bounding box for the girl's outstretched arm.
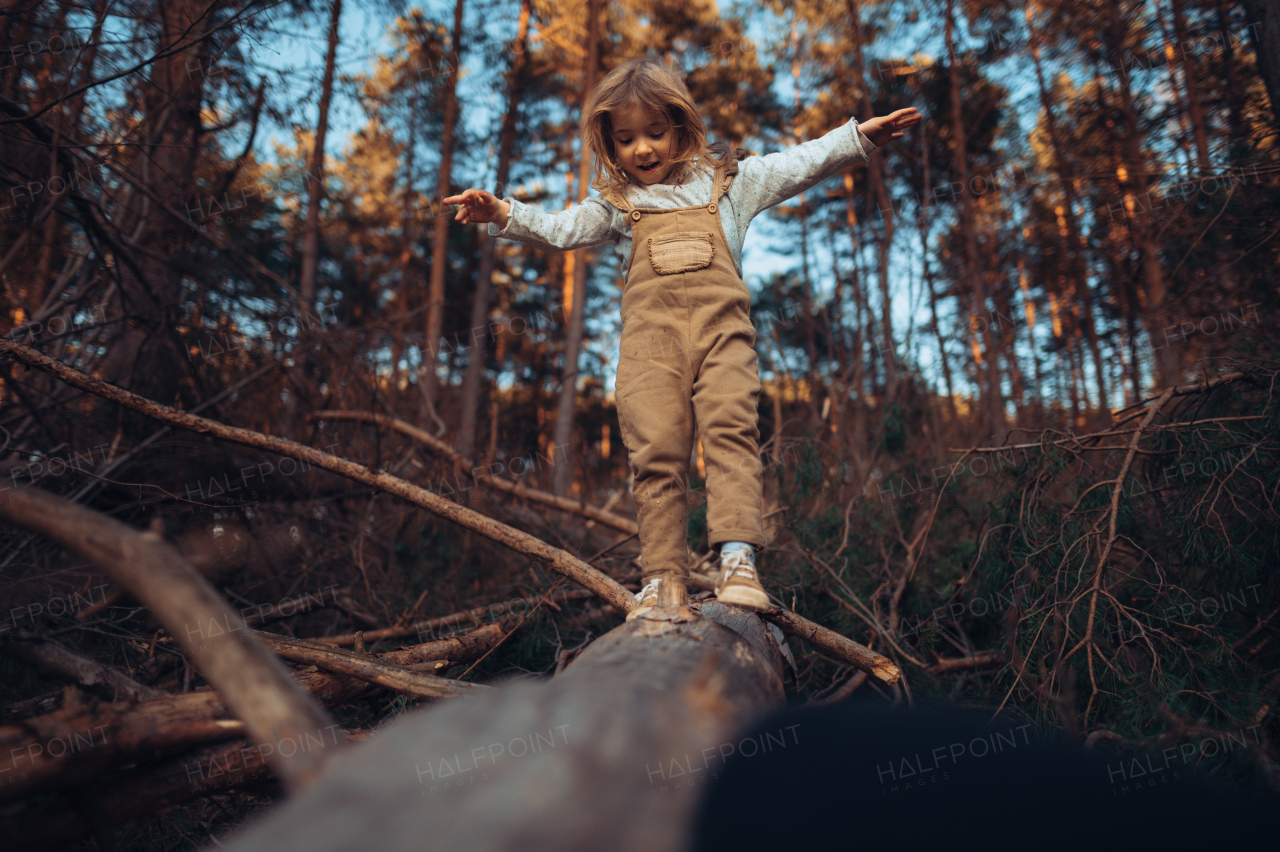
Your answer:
[736,108,921,219]
[444,188,617,253]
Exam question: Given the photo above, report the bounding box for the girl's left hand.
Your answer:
[858,108,922,147]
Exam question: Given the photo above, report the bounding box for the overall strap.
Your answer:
[597,183,634,213]
[713,146,751,201]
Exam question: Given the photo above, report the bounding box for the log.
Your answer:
[0,486,342,792]
[0,689,250,803]
[219,599,785,852]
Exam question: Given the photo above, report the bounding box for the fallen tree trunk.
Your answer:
[220,597,786,852]
[0,689,250,803]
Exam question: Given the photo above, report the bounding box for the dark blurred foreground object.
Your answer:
[694,701,1273,851]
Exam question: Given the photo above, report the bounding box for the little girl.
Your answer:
[446,59,917,620]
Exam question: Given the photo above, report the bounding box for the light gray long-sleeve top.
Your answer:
[487,117,877,279]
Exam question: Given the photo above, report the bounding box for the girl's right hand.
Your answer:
[444,189,510,227]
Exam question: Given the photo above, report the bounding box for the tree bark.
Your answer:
[1218,0,1249,145]
[552,0,602,496]
[0,688,249,803]
[298,0,343,311]
[3,739,281,849]
[98,0,218,403]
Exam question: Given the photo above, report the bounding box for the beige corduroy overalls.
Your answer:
[598,149,765,581]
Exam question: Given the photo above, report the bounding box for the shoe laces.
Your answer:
[636,576,662,602]
[720,549,757,581]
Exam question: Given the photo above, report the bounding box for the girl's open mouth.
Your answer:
[638,162,659,173]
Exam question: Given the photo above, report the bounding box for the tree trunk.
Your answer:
[846,0,897,401]
[422,0,466,415]
[298,0,342,311]
[945,0,1002,436]
[1170,0,1211,172]
[1103,1,1179,389]
[841,168,870,467]
[220,598,786,852]
[393,90,420,388]
[552,0,601,497]
[458,0,532,462]
[1242,0,1280,131]
[1218,0,1249,146]
[1027,8,1108,414]
[98,0,217,403]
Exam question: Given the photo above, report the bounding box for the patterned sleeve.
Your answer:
[734,118,877,218]
[486,195,619,251]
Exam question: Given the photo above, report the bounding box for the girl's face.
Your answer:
[609,104,678,186]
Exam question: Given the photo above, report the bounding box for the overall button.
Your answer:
[708,203,717,214]
[630,210,642,221]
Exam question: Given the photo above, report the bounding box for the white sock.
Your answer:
[720,541,754,557]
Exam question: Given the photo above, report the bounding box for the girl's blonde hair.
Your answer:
[581,58,732,193]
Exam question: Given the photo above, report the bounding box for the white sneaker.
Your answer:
[715,549,769,610]
[626,576,663,622]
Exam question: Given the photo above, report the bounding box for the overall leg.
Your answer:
[691,315,765,551]
[615,323,696,578]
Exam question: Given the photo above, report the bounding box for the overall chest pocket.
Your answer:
[647,232,715,275]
